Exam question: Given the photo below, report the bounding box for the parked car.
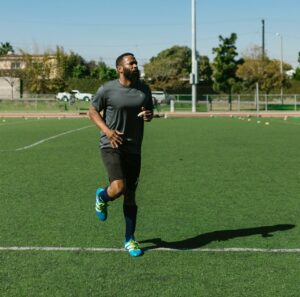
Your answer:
[71,90,93,101]
[55,92,71,102]
[151,91,173,104]
[55,90,93,102]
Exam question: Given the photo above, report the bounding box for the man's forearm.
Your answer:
[88,106,110,135]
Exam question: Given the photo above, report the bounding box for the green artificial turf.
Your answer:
[1,116,300,296]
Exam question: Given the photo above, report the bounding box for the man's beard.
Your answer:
[123,68,140,82]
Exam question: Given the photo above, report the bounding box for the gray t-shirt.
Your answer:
[92,79,153,154]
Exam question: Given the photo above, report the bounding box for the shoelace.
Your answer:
[125,240,140,251]
[96,199,107,212]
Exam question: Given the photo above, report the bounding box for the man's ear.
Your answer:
[116,65,123,73]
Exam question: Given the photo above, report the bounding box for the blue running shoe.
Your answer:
[124,238,143,257]
[95,188,108,221]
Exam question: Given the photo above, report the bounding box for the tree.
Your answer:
[64,51,90,79]
[72,64,89,79]
[143,46,192,91]
[212,33,243,109]
[198,55,213,83]
[0,42,20,99]
[20,51,61,94]
[91,61,117,82]
[19,47,118,94]
[237,45,290,94]
[52,46,68,91]
[293,68,300,80]
[0,42,14,55]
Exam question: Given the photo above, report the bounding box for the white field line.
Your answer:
[1,246,300,253]
[13,125,93,151]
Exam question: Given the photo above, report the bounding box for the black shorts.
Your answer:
[100,148,141,192]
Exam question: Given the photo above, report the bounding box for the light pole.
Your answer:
[276,33,283,100]
[191,0,198,112]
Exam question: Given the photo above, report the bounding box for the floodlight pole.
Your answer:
[276,33,284,101]
[256,82,260,117]
[262,19,265,61]
[191,0,198,112]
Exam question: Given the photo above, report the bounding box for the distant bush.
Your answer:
[65,78,102,94]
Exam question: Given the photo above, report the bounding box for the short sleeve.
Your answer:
[91,85,106,112]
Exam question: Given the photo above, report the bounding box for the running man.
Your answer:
[88,53,153,257]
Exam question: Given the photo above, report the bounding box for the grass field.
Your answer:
[1,116,300,296]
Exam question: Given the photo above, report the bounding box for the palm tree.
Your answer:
[0,42,14,55]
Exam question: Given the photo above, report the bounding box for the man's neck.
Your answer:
[118,77,138,87]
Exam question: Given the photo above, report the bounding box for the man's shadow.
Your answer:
[140,224,295,250]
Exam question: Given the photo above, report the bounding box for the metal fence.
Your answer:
[0,96,89,112]
[167,94,300,112]
[1,93,300,113]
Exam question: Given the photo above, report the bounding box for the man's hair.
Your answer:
[116,52,135,67]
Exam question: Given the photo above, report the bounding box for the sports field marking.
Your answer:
[1,246,300,253]
[11,125,93,151]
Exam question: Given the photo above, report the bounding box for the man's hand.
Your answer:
[88,106,123,148]
[106,129,124,148]
[137,107,153,122]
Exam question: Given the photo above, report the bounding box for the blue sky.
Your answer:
[1,0,300,68]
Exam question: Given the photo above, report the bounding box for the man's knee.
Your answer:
[109,179,125,198]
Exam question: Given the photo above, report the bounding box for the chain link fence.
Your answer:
[0,95,90,112]
[159,94,300,112]
[204,94,300,112]
[1,93,300,113]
